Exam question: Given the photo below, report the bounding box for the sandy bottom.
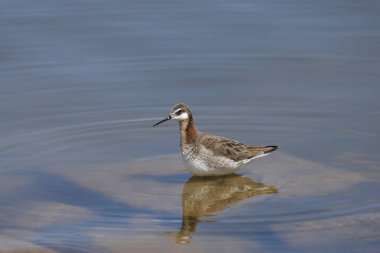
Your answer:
[1,151,379,252]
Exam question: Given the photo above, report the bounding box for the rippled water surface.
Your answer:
[1,0,380,252]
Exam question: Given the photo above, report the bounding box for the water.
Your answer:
[1,0,379,252]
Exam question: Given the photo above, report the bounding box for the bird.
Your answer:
[153,103,277,176]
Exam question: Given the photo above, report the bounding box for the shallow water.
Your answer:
[1,0,380,252]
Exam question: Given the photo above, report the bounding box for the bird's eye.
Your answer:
[175,110,183,115]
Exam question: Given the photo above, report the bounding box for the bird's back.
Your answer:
[181,132,277,176]
[198,133,277,162]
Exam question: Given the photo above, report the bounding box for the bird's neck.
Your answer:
[179,117,198,145]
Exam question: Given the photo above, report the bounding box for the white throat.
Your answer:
[173,112,189,121]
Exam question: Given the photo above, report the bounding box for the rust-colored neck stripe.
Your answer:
[180,115,197,144]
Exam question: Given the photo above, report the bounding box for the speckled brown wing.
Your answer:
[198,133,277,162]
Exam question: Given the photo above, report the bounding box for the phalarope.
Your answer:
[153,103,277,176]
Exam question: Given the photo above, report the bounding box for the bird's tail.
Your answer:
[262,145,278,154]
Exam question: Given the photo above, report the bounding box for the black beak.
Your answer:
[152,115,171,127]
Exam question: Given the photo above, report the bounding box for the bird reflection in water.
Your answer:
[171,174,278,244]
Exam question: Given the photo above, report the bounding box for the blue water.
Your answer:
[1,1,379,252]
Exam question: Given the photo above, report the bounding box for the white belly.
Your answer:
[181,149,242,176]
